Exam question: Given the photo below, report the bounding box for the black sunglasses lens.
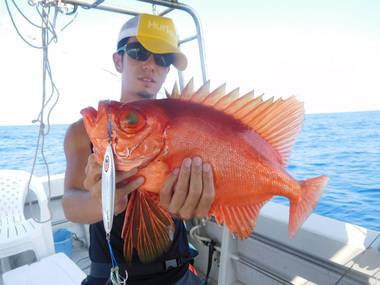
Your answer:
[125,43,150,61]
[154,53,175,67]
[122,42,175,67]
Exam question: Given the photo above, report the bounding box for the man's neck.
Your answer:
[120,92,156,103]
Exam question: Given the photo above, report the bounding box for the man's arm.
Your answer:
[62,120,143,224]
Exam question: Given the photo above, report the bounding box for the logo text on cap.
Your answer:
[147,20,176,40]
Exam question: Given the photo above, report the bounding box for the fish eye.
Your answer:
[126,112,139,125]
[118,109,145,133]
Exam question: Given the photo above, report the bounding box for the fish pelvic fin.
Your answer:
[212,200,269,239]
[170,80,305,166]
[122,191,175,263]
[289,176,329,237]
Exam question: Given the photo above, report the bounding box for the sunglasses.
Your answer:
[117,42,176,67]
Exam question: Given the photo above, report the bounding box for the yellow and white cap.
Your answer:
[117,14,187,70]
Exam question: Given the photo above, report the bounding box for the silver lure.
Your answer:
[102,143,116,235]
[102,104,116,236]
[102,102,127,285]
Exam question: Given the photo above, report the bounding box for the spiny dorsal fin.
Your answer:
[170,80,304,166]
[168,82,180,99]
[203,83,226,106]
[181,78,194,98]
[165,88,170,98]
[190,80,211,103]
[214,88,239,111]
[241,96,275,124]
[224,90,255,115]
[233,94,264,120]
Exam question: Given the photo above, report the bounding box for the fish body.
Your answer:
[81,82,328,263]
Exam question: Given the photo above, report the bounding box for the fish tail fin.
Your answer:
[289,176,329,237]
[212,200,268,239]
[122,191,175,263]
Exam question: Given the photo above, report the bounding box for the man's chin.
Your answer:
[137,91,156,99]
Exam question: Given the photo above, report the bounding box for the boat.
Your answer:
[1,1,379,284]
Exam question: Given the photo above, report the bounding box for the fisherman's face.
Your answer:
[113,37,170,103]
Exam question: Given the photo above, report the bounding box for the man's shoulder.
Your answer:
[64,119,90,148]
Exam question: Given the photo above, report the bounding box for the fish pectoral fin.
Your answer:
[122,191,175,263]
[212,200,269,239]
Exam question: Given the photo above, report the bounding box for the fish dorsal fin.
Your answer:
[167,82,180,99]
[224,90,256,115]
[181,78,194,98]
[165,89,170,98]
[214,88,240,111]
[172,81,304,166]
[190,80,211,103]
[203,83,227,106]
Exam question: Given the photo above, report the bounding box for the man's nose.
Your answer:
[142,54,156,70]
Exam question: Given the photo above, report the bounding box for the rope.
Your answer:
[334,231,380,284]
[4,0,73,224]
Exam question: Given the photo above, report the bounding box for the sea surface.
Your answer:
[0,111,379,232]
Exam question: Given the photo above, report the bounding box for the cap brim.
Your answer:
[173,52,187,71]
[137,35,188,71]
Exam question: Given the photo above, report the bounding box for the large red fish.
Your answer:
[81,81,328,263]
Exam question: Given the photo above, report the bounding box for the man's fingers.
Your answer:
[195,163,215,218]
[115,168,138,183]
[160,168,179,209]
[83,154,101,190]
[179,157,203,220]
[168,158,192,214]
[118,176,144,196]
[114,176,145,214]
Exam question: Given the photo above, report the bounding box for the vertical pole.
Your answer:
[218,226,237,285]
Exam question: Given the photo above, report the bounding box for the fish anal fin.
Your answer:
[289,176,328,237]
[122,191,175,263]
[212,200,269,239]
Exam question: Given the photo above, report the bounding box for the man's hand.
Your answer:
[160,157,215,220]
[83,153,144,215]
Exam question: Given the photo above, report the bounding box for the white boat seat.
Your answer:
[2,252,86,285]
[0,170,54,268]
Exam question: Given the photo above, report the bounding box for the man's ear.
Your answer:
[113,52,123,73]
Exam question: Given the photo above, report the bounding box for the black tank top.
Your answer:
[88,210,192,284]
[89,211,191,264]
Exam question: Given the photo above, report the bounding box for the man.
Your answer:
[63,14,215,285]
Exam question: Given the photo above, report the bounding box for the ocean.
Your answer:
[0,111,379,232]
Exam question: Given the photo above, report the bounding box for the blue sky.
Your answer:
[1,0,379,125]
